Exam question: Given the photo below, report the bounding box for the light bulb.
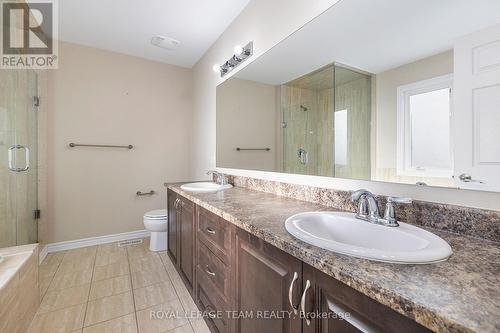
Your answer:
[233,45,244,55]
[212,64,221,73]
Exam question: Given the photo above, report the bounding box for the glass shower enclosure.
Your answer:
[281,63,372,180]
[0,69,38,247]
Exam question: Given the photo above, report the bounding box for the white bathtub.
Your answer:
[0,243,39,332]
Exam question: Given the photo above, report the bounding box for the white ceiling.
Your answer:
[59,0,251,68]
[235,0,500,85]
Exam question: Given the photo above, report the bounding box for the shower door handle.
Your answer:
[8,145,30,172]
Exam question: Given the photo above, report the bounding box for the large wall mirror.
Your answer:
[216,0,500,192]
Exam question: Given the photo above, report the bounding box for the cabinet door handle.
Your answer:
[205,265,216,277]
[288,272,299,314]
[174,198,180,209]
[300,279,311,326]
[205,227,216,235]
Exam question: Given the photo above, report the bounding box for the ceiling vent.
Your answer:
[151,35,180,50]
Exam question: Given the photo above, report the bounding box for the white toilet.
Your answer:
[143,209,168,251]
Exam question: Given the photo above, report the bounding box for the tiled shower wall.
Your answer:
[281,68,371,179]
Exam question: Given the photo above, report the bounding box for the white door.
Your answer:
[453,23,500,191]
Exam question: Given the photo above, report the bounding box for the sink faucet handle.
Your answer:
[383,197,413,227]
[387,196,412,204]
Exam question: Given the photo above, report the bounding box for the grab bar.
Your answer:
[236,147,270,151]
[136,190,155,196]
[69,143,133,149]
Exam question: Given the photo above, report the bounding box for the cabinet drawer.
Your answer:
[197,207,231,263]
[197,242,230,301]
[197,284,230,333]
[196,263,229,312]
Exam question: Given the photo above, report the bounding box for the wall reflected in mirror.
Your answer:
[216,0,500,191]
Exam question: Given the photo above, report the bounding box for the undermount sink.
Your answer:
[180,182,233,193]
[285,211,452,264]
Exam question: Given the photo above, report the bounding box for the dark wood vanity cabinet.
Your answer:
[301,264,433,333]
[235,228,302,333]
[194,206,235,333]
[166,192,434,333]
[167,189,179,264]
[167,189,195,295]
[179,196,195,291]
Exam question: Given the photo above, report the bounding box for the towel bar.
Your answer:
[236,147,270,151]
[69,143,133,149]
[136,190,155,196]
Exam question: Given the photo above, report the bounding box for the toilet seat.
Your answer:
[144,209,167,219]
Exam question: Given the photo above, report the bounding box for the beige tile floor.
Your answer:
[31,239,211,333]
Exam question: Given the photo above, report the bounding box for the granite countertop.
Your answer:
[167,184,500,333]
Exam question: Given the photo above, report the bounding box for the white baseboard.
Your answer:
[39,229,150,263]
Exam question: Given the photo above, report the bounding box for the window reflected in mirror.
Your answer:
[397,75,453,182]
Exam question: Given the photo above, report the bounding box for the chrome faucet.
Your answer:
[351,189,380,223]
[351,189,412,227]
[206,170,228,185]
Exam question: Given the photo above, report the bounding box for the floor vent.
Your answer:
[118,239,143,247]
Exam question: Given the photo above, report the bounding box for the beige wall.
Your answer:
[216,78,278,171]
[374,50,454,187]
[45,42,192,243]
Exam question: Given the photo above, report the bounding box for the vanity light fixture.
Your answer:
[213,41,253,77]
